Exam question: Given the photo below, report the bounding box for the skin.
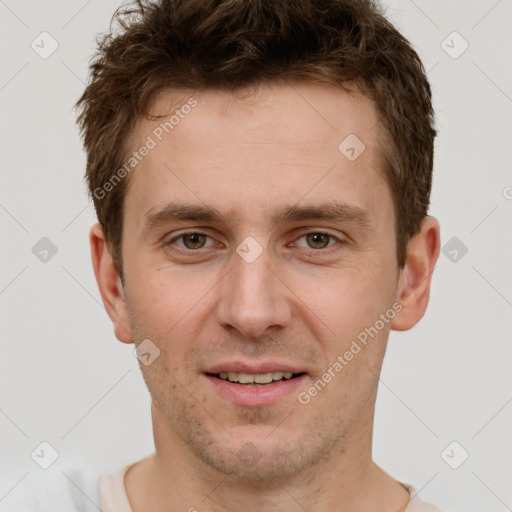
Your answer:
[90,81,440,512]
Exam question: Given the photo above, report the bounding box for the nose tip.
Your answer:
[216,248,291,338]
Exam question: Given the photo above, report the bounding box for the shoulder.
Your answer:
[0,466,100,512]
[98,463,135,512]
[401,483,448,512]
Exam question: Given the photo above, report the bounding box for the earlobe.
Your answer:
[391,216,441,332]
[89,223,133,344]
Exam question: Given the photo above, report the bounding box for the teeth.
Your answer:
[238,373,255,384]
[217,371,296,384]
[254,373,273,384]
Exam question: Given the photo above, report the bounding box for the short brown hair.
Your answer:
[76,0,437,280]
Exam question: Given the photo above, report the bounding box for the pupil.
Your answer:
[307,233,329,249]
[184,233,205,249]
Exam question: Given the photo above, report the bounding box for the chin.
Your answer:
[189,430,337,483]
[149,376,348,482]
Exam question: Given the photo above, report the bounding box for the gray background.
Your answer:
[1,0,511,510]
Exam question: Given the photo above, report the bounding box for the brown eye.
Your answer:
[305,233,331,249]
[182,233,207,249]
[165,231,218,253]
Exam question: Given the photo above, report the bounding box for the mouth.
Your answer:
[203,366,308,406]
[206,371,306,386]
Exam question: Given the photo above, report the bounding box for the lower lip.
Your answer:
[204,374,307,407]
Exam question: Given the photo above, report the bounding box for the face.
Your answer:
[118,82,401,481]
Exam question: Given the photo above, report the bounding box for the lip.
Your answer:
[203,372,307,407]
[204,361,305,375]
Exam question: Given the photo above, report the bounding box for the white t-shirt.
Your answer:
[99,463,446,512]
[0,463,446,511]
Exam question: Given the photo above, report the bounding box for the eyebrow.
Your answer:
[144,200,371,231]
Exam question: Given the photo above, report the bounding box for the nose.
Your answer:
[216,242,292,339]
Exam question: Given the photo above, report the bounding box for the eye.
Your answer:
[164,230,345,255]
[292,231,344,252]
[166,232,217,250]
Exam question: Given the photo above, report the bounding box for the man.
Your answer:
[78,0,443,510]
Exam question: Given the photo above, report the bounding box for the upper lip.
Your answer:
[204,361,306,375]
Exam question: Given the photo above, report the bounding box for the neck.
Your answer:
[125,402,410,512]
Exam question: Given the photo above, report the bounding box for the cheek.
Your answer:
[126,267,221,375]
[128,264,214,329]
[294,262,391,340]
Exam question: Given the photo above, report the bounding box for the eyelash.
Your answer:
[165,230,346,255]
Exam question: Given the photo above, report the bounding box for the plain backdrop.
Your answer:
[1,1,511,511]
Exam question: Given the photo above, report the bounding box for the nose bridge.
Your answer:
[216,239,290,338]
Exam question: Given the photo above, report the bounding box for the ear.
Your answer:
[89,223,133,344]
[391,216,441,331]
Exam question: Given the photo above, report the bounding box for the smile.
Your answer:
[204,371,307,406]
[212,371,302,385]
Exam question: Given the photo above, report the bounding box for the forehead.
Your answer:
[123,81,391,234]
